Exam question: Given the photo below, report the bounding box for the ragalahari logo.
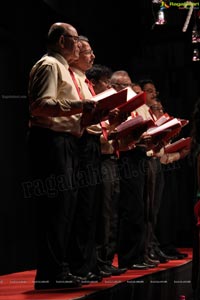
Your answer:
[160,1,200,9]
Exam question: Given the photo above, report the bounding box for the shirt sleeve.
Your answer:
[29,64,83,117]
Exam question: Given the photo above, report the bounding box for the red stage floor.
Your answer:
[0,248,193,300]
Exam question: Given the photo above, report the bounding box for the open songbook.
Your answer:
[145,117,189,151]
[154,114,189,128]
[164,137,191,153]
[154,113,172,126]
[108,115,155,140]
[80,88,127,127]
[116,87,146,114]
[146,118,182,136]
[179,118,189,128]
[107,112,189,152]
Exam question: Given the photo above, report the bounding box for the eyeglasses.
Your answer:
[99,79,111,85]
[63,34,80,42]
[79,50,94,55]
[111,82,132,88]
[143,88,159,96]
[150,105,164,111]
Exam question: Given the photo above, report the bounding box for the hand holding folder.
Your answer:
[108,116,154,141]
[117,91,146,113]
[107,87,145,126]
[113,88,146,123]
[164,137,191,153]
[146,118,182,136]
[145,118,189,151]
[81,88,127,127]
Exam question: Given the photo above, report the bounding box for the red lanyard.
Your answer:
[85,78,109,138]
[85,78,96,96]
[148,108,157,122]
[68,67,83,100]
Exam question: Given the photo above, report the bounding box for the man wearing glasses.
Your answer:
[68,35,105,283]
[27,22,95,290]
[110,70,133,91]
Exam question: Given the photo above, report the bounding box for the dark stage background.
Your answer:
[0,0,199,275]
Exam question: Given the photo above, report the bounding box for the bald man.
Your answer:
[28,22,95,290]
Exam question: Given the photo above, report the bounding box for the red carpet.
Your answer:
[0,249,193,300]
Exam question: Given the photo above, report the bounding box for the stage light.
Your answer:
[152,0,161,3]
[192,48,200,61]
[192,25,199,43]
[155,8,167,25]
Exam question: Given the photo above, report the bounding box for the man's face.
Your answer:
[111,75,132,91]
[70,41,95,72]
[92,77,111,94]
[149,100,164,118]
[143,83,158,106]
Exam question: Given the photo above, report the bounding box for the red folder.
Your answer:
[108,116,154,140]
[155,113,172,126]
[164,137,191,153]
[146,118,182,137]
[81,88,127,127]
[161,126,182,144]
[144,118,182,151]
[117,91,146,114]
[160,119,189,145]
[145,118,189,151]
[179,118,189,127]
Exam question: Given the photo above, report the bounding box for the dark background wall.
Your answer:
[0,0,199,274]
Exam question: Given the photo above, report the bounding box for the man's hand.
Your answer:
[108,108,128,126]
[179,146,190,159]
[82,99,96,113]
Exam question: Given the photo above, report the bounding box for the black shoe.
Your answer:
[155,249,179,261]
[99,267,112,277]
[101,264,127,276]
[162,251,186,260]
[78,272,103,285]
[144,255,160,265]
[144,256,159,267]
[163,248,188,259]
[175,252,188,259]
[149,249,169,263]
[176,251,188,258]
[129,263,149,270]
[34,272,82,290]
[143,259,157,268]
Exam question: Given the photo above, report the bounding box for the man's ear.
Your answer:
[59,35,66,49]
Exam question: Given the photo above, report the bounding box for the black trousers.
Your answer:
[27,127,80,280]
[69,132,102,276]
[96,155,120,265]
[118,147,148,268]
[145,157,165,253]
[156,162,180,250]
